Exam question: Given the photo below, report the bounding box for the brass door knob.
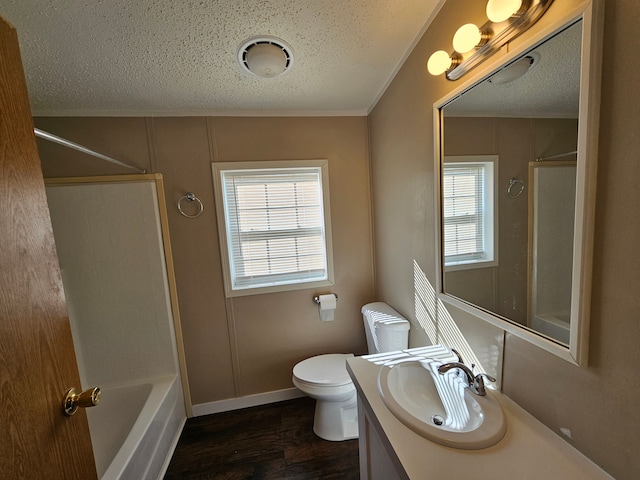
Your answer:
[63,386,101,416]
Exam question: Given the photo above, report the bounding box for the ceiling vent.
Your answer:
[238,36,294,78]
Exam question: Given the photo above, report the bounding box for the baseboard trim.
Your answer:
[191,388,306,417]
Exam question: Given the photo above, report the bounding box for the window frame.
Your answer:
[442,155,499,272]
[212,159,334,297]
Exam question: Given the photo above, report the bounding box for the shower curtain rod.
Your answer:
[34,128,146,174]
[535,150,577,162]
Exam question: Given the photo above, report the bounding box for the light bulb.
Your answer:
[427,51,454,76]
[486,0,523,23]
[453,24,482,53]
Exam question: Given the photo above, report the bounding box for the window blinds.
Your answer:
[443,164,486,263]
[221,167,328,290]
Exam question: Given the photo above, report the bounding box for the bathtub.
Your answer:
[86,375,186,480]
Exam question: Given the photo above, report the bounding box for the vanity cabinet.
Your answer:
[357,398,406,480]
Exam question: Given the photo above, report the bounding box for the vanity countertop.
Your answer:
[347,355,613,480]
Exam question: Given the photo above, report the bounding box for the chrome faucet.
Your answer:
[437,349,496,396]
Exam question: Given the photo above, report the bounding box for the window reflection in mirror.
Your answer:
[443,155,498,269]
[440,21,582,346]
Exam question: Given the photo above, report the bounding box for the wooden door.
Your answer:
[0,16,97,479]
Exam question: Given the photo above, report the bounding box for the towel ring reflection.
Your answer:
[507,178,525,199]
[177,192,204,218]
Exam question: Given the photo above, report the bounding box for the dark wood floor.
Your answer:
[164,396,360,480]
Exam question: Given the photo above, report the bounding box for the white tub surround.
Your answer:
[45,175,189,479]
[347,351,613,480]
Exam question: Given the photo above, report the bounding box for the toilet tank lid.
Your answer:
[375,320,410,331]
[362,302,410,329]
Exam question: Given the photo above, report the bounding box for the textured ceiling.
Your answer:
[0,0,443,116]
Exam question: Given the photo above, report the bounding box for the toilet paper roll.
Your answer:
[318,293,337,321]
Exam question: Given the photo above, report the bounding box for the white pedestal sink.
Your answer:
[377,358,506,449]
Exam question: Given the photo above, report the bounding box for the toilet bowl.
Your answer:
[292,353,357,441]
[292,302,410,441]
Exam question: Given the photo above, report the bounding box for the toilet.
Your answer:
[292,302,410,441]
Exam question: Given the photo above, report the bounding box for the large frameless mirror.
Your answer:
[434,1,603,365]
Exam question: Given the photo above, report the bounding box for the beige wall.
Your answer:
[36,116,374,405]
[369,0,640,478]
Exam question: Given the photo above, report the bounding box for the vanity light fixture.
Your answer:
[427,0,553,81]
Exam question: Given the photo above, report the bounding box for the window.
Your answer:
[442,156,498,270]
[212,160,334,296]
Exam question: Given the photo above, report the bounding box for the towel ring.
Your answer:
[507,178,525,199]
[177,192,204,218]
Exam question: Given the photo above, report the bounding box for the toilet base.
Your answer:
[312,393,359,441]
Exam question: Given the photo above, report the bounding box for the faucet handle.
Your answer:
[477,373,496,383]
[471,373,497,396]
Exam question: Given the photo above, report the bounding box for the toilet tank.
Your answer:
[361,302,410,354]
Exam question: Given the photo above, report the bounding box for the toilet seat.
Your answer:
[292,353,354,387]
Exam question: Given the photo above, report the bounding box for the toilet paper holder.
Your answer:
[313,294,338,304]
